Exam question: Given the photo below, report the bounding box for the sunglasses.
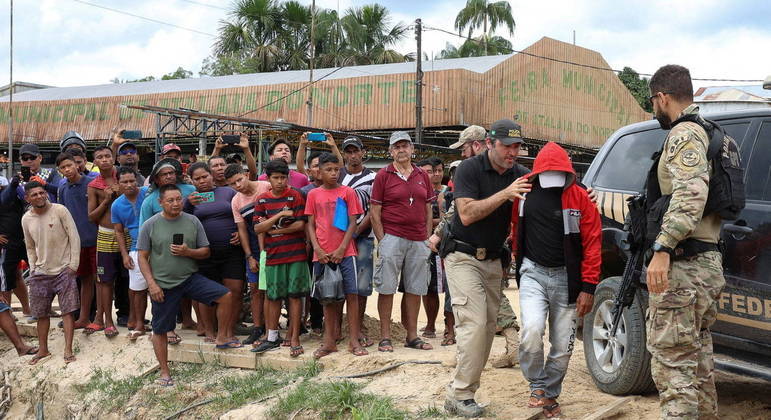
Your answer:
[119,149,137,155]
[21,155,37,161]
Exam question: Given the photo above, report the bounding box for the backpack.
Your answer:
[672,114,746,220]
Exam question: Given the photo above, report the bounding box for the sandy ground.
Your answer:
[1,287,770,419]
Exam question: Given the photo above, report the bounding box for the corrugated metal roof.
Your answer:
[694,84,770,101]
[0,54,512,103]
[695,88,769,102]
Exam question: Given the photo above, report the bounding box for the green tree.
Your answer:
[340,4,410,65]
[454,0,515,55]
[438,35,513,59]
[618,67,652,112]
[161,67,193,80]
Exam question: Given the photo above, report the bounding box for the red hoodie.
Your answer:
[510,142,602,302]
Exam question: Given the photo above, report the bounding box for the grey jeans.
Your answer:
[518,258,577,399]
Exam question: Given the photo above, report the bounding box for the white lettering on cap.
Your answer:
[539,171,566,188]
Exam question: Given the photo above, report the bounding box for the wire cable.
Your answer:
[71,0,216,37]
[178,0,229,11]
[423,26,764,83]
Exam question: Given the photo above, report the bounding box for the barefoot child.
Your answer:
[305,153,366,359]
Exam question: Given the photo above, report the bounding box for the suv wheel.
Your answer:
[583,276,657,395]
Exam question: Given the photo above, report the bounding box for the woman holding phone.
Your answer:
[183,162,244,347]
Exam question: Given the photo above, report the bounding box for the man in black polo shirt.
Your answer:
[443,119,531,417]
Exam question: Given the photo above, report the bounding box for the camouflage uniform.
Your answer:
[434,202,520,332]
[647,104,726,419]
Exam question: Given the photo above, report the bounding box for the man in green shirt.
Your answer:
[137,184,237,387]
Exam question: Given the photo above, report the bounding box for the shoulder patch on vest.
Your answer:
[680,149,701,167]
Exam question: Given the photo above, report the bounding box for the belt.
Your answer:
[451,239,500,261]
[672,239,719,261]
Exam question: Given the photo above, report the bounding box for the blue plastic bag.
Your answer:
[333,196,349,231]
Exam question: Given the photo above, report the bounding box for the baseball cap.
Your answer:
[342,136,364,150]
[19,143,41,157]
[449,160,462,170]
[161,143,182,155]
[389,131,412,146]
[489,119,523,145]
[449,125,486,149]
[117,142,137,153]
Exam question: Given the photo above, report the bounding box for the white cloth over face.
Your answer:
[538,171,567,188]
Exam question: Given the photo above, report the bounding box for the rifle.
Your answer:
[610,194,648,336]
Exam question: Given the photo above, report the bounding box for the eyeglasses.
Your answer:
[119,149,137,155]
[648,92,672,105]
[20,155,37,162]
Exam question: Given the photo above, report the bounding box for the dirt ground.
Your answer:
[1,287,770,419]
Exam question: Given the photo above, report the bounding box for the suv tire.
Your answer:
[583,276,657,395]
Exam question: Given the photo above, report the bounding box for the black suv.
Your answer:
[580,108,771,394]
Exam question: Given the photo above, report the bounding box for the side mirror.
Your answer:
[764,75,771,90]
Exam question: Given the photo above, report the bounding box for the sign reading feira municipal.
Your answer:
[0,37,649,148]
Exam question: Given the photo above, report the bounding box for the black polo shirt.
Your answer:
[451,151,529,250]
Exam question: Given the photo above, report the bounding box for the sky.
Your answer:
[0,0,769,91]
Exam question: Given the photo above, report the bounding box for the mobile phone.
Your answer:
[197,191,215,203]
[222,135,240,145]
[21,166,31,182]
[121,130,142,139]
[172,234,184,245]
[308,132,326,142]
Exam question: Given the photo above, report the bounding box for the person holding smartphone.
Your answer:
[212,132,259,182]
[183,162,244,346]
[137,184,235,387]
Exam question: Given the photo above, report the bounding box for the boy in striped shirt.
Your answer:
[251,160,310,357]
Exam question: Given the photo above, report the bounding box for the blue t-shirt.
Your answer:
[139,183,196,225]
[111,190,146,251]
[57,174,98,247]
[183,186,238,247]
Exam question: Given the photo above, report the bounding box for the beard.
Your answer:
[655,108,673,130]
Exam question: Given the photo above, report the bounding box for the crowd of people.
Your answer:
[0,64,726,419]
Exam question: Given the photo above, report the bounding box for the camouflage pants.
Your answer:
[646,251,725,420]
[497,279,520,331]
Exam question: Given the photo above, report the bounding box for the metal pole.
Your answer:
[415,18,423,144]
[7,0,13,177]
[306,0,316,127]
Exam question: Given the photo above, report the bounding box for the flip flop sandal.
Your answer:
[528,390,547,408]
[28,353,51,366]
[378,339,394,352]
[349,346,368,356]
[422,329,437,339]
[64,355,77,364]
[543,402,561,418]
[167,333,182,345]
[128,331,146,341]
[405,337,433,350]
[104,326,119,338]
[312,347,336,360]
[282,339,291,347]
[358,336,374,347]
[21,347,39,355]
[83,323,104,335]
[441,337,457,346]
[216,340,244,349]
[156,377,175,387]
[290,345,304,358]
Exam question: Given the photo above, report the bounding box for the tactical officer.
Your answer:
[443,120,531,417]
[646,64,726,419]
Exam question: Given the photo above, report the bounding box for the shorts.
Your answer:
[0,301,10,313]
[246,259,258,284]
[197,245,246,282]
[1,247,24,291]
[150,272,229,334]
[373,233,430,296]
[355,237,374,297]
[313,256,358,297]
[96,227,124,283]
[128,251,147,291]
[28,270,80,318]
[264,261,311,301]
[77,247,97,277]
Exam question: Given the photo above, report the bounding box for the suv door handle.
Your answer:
[723,224,753,234]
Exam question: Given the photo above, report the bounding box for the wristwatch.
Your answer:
[651,242,674,256]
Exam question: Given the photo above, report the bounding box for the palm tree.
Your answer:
[341,4,410,65]
[454,0,515,55]
[213,0,283,72]
[276,1,312,70]
[438,35,512,59]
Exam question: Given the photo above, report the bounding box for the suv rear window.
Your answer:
[745,121,771,201]
[593,129,665,192]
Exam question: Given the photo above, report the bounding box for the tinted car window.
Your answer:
[745,122,771,201]
[593,129,665,192]
[721,122,750,150]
